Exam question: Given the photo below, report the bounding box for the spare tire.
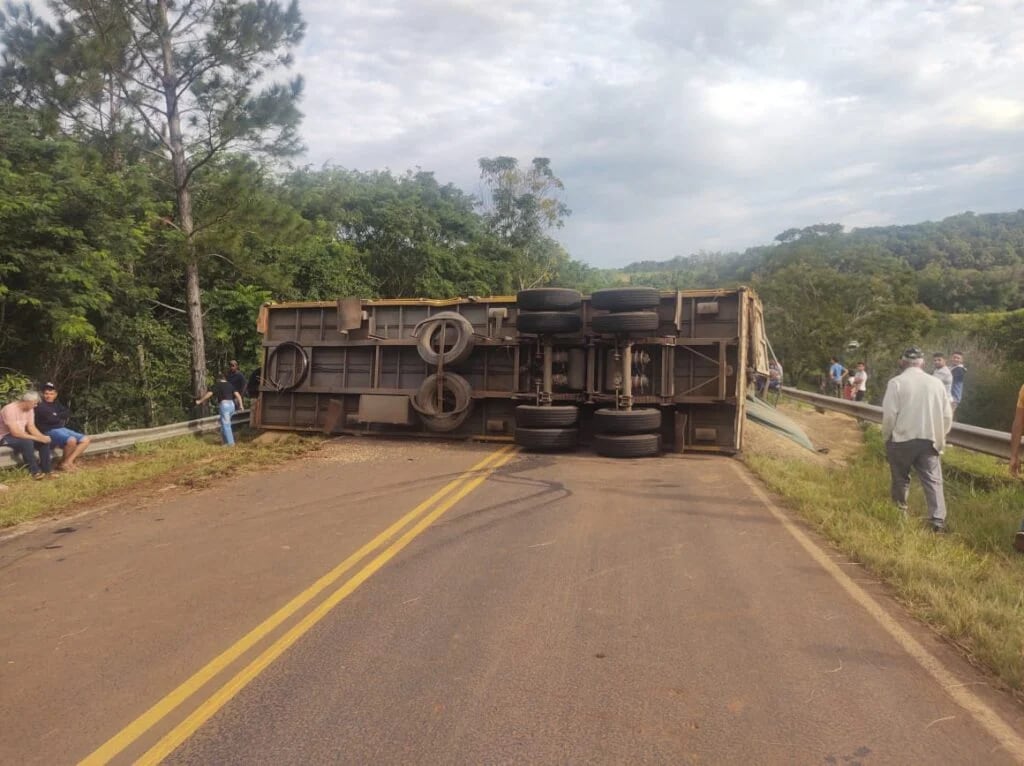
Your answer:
[515,405,579,428]
[591,311,660,334]
[514,427,578,451]
[517,288,582,312]
[594,433,661,458]
[414,312,475,367]
[516,311,583,335]
[410,372,473,432]
[593,408,662,434]
[590,287,661,312]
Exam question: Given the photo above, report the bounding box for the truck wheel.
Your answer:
[414,312,475,366]
[591,311,660,334]
[592,408,662,434]
[594,433,661,458]
[517,288,582,312]
[516,311,583,335]
[590,287,661,312]
[515,405,579,428]
[514,427,578,451]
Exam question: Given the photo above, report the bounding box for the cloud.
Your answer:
[294,0,1024,267]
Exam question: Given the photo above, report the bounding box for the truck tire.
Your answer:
[592,407,662,434]
[591,311,660,334]
[516,288,582,312]
[594,433,661,458]
[411,372,473,431]
[590,287,661,312]
[414,312,475,367]
[514,427,578,451]
[515,405,579,428]
[516,311,583,335]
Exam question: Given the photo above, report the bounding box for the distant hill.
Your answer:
[615,211,1024,313]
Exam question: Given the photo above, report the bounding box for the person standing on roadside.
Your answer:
[196,371,244,446]
[882,348,954,532]
[932,352,953,401]
[853,362,868,402]
[36,382,91,471]
[1009,381,1024,552]
[0,391,55,479]
[227,360,248,402]
[950,352,966,414]
[828,356,847,398]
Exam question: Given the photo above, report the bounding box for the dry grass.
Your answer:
[0,429,322,529]
[745,420,1024,692]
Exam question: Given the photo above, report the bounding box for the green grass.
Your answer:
[745,425,1024,692]
[0,430,322,529]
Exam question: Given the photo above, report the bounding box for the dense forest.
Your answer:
[1,1,1022,432]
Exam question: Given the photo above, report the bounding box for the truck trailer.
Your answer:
[252,286,770,456]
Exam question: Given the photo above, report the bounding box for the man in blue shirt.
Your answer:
[828,357,847,398]
[949,352,966,414]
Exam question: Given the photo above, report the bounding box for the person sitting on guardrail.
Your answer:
[195,371,244,446]
[35,382,91,471]
[0,391,55,480]
[1009,381,1024,552]
[882,347,953,533]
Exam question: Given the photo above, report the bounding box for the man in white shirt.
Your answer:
[932,352,953,401]
[882,348,954,532]
[853,362,868,402]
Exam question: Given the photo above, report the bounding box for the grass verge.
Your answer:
[745,425,1024,693]
[0,430,322,529]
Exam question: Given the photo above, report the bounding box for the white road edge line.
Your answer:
[730,461,1024,762]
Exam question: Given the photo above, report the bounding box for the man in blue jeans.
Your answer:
[0,391,55,479]
[196,371,244,446]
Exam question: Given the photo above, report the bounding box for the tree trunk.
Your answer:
[136,342,155,427]
[157,0,207,400]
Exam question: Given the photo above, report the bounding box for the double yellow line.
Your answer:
[81,445,517,765]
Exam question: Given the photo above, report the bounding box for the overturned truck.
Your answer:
[252,287,770,456]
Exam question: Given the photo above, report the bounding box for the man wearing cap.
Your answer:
[882,347,954,532]
[36,383,91,471]
[0,391,54,479]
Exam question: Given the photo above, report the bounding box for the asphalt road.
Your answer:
[1,440,1022,765]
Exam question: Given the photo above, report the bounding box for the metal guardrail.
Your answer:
[0,410,250,470]
[780,387,1014,460]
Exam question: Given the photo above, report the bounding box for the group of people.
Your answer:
[0,360,256,487]
[829,352,966,410]
[0,382,90,480]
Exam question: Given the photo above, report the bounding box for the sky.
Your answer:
[289,0,1024,268]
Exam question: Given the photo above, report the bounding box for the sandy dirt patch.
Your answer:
[744,401,865,468]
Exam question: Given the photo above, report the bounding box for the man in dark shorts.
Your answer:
[36,382,91,471]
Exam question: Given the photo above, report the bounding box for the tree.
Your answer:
[1,0,305,398]
[477,156,571,289]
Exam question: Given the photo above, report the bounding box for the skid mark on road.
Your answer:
[79,445,515,766]
[732,461,1024,763]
